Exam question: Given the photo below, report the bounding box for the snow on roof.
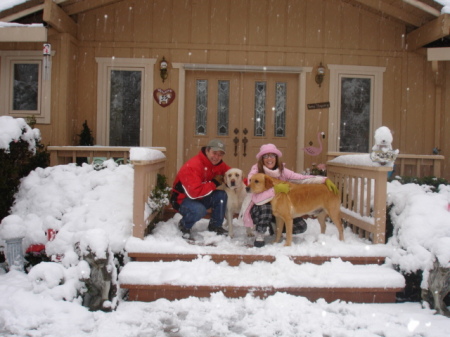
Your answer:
[0,22,43,27]
[0,0,28,13]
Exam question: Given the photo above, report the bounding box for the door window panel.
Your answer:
[254,81,266,137]
[274,82,286,137]
[195,79,208,135]
[217,80,229,136]
[109,70,141,146]
[339,77,371,152]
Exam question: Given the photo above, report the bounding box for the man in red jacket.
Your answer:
[170,139,231,238]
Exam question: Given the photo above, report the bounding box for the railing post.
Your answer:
[326,160,392,244]
[372,169,388,244]
[131,158,166,239]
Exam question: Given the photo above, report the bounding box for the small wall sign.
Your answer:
[153,88,176,107]
[307,102,330,110]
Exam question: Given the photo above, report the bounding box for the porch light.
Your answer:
[315,62,325,87]
[160,56,168,82]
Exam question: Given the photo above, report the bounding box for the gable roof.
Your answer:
[0,0,449,49]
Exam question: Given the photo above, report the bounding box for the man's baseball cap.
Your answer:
[207,139,226,153]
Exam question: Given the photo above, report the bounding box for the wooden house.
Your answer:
[1,0,449,183]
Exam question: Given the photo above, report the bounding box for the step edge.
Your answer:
[120,283,404,292]
[128,252,386,264]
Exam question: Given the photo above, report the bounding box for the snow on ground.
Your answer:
[0,116,449,336]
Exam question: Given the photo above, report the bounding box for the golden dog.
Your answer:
[217,168,248,238]
[248,173,344,246]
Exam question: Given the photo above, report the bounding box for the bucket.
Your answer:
[5,237,24,271]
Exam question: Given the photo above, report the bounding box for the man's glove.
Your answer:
[274,182,290,194]
[325,179,338,195]
[212,175,224,187]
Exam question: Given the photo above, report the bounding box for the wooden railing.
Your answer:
[48,146,166,166]
[132,158,166,239]
[326,161,392,244]
[327,152,445,178]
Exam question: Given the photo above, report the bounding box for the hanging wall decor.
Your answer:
[153,88,176,107]
[302,131,325,156]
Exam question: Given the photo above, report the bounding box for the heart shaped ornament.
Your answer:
[153,88,176,107]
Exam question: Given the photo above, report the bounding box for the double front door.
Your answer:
[185,71,299,175]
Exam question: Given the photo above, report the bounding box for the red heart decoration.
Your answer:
[153,88,176,107]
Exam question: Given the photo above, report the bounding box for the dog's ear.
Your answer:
[223,173,228,184]
[264,175,274,190]
[238,169,244,181]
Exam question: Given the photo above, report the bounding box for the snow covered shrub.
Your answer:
[0,116,49,222]
[386,180,450,314]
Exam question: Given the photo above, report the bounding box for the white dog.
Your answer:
[217,168,248,238]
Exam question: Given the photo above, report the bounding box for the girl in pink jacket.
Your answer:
[245,144,328,247]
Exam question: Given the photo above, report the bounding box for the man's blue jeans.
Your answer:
[179,190,227,229]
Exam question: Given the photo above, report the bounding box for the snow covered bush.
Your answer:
[0,116,49,222]
[386,180,450,314]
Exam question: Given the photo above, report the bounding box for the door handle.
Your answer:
[233,137,239,157]
[242,136,248,157]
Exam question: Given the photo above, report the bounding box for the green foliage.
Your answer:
[24,250,51,270]
[145,174,171,235]
[0,129,49,222]
[147,174,170,215]
[390,175,449,191]
[76,120,94,166]
[395,270,423,303]
[77,120,94,146]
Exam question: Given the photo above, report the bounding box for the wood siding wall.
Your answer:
[1,0,448,182]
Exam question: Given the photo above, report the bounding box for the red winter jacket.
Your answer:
[170,148,231,210]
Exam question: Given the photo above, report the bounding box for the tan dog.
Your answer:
[248,173,344,246]
[217,168,248,238]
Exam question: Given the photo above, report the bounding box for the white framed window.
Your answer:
[96,57,156,146]
[0,50,52,124]
[328,65,385,152]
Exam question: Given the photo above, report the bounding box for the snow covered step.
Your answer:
[119,256,405,303]
[128,252,386,266]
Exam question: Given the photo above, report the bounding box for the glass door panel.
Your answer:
[109,70,142,146]
[339,77,372,153]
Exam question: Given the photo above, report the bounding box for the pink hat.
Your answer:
[256,144,282,159]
